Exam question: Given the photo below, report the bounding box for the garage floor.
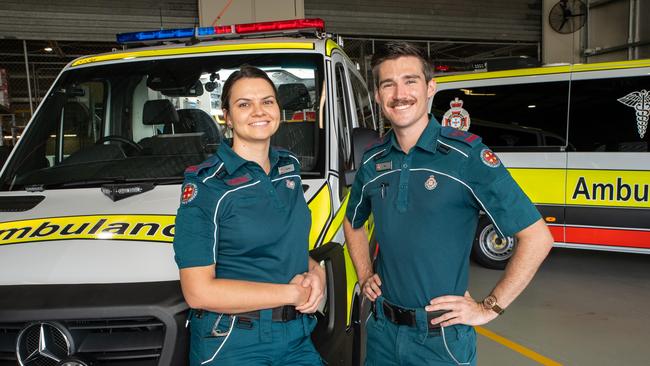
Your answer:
[468,247,650,365]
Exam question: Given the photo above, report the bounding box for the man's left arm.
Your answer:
[426,142,554,327]
[426,218,553,326]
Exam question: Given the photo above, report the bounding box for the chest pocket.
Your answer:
[367,181,392,219]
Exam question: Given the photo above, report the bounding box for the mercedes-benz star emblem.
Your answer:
[16,322,73,366]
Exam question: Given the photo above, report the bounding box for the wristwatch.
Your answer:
[482,295,505,315]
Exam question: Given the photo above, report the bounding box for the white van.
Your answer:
[432,59,650,269]
[0,19,379,365]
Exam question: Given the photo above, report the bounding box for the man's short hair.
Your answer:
[371,42,434,88]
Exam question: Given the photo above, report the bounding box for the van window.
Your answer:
[432,81,569,150]
[45,81,106,166]
[568,75,650,152]
[350,72,374,130]
[0,54,325,191]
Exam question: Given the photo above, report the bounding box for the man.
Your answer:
[344,42,554,365]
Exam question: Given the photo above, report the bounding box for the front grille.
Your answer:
[0,317,165,366]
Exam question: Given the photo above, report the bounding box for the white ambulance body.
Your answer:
[0,19,378,366]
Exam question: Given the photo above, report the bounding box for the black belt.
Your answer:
[376,301,449,331]
[237,305,299,322]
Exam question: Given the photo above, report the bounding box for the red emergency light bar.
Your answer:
[234,18,324,34]
[118,18,325,44]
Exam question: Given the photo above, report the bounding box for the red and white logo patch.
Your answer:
[181,183,198,204]
[480,148,501,168]
[442,97,471,131]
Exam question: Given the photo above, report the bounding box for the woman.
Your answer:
[173,65,325,365]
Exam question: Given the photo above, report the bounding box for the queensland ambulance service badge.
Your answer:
[480,148,501,168]
[181,183,198,204]
[424,175,438,190]
[442,97,471,131]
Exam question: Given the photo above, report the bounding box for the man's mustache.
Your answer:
[388,98,415,108]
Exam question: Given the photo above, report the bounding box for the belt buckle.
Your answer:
[394,306,414,326]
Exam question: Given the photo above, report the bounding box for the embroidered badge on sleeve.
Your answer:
[480,148,501,168]
[181,183,198,204]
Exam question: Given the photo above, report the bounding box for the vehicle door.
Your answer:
[565,65,650,251]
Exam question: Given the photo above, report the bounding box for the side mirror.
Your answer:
[343,127,380,187]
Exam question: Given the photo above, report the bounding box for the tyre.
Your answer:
[471,216,515,270]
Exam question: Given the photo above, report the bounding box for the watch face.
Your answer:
[483,295,496,308]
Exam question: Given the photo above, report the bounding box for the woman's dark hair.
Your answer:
[220,65,278,111]
[370,42,434,87]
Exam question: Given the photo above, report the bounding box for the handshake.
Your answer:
[289,268,325,314]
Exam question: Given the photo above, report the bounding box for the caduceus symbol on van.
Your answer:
[617,89,649,139]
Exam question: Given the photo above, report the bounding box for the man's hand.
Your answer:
[289,274,311,307]
[361,273,382,301]
[295,264,326,313]
[425,291,497,327]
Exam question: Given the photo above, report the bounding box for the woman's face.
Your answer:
[225,77,280,144]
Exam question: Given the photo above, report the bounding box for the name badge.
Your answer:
[278,164,295,175]
[375,161,392,172]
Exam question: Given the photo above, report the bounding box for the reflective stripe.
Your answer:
[436,140,468,158]
[287,154,301,166]
[212,181,261,263]
[202,163,225,183]
[409,168,506,238]
[271,174,301,182]
[441,326,471,366]
[351,170,399,226]
[363,149,386,166]
[201,315,237,365]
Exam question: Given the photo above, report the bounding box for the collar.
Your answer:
[217,141,247,175]
[414,115,441,154]
[217,140,281,175]
[384,115,441,156]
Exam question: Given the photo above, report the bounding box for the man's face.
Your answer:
[374,56,436,130]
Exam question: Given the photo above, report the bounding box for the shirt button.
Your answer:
[402,163,408,169]
[400,184,407,189]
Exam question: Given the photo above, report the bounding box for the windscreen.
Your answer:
[0,52,325,191]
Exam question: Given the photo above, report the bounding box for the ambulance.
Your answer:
[432,59,650,269]
[0,19,379,365]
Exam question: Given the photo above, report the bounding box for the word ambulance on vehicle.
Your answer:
[0,18,380,366]
[432,59,650,269]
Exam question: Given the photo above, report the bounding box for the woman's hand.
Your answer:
[296,262,326,313]
[289,274,312,307]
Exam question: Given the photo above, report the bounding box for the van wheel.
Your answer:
[472,216,515,270]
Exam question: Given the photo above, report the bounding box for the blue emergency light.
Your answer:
[116,18,325,45]
[116,28,195,44]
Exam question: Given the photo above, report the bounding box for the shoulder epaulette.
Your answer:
[275,147,301,166]
[363,133,391,155]
[440,127,482,148]
[184,155,223,177]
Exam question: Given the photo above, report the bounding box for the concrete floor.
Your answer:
[468,247,650,365]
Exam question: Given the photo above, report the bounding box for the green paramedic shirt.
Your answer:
[173,142,310,284]
[346,117,541,308]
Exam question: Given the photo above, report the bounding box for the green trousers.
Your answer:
[365,297,477,366]
[189,309,323,365]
